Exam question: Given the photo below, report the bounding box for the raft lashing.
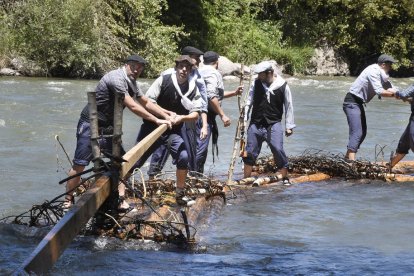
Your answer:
[1,149,412,245]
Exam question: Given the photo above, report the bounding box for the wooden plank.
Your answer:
[121,124,167,177]
[20,124,167,274]
[22,176,111,274]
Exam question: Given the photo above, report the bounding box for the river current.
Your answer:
[1,75,414,274]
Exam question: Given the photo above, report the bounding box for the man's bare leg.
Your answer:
[390,153,406,169]
[244,164,253,178]
[345,149,356,161]
[65,164,85,207]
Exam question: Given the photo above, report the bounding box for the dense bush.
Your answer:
[260,0,414,74]
[1,0,413,77]
[0,0,185,78]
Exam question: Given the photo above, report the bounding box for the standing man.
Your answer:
[134,55,203,206]
[196,51,243,173]
[65,55,171,210]
[343,54,397,160]
[147,46,208,177]
[242,61,295,182]
[389,60,414,168]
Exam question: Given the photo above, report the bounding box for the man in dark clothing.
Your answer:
[147,46,208,177]
[134,55,203,206]
[65,55,171,210]
[242,61,295,182]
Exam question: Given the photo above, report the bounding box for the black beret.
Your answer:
[126,55,148,64]
[181,46,203,56]
[203,51,219,64]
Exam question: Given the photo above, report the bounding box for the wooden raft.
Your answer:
[20,124,167,274]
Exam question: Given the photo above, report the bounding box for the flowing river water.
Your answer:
[1,75,414,274]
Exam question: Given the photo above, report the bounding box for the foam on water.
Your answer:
[1,76,414,274]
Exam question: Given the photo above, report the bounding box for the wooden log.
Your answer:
[20,124,168,274]
[21,176,111,274]
[87,92,101,172]
[121,124,167,178]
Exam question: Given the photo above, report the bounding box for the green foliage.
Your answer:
[105,0,186,77]
[202,0,312,74]
[1,0,413,77]
[0,0,185,78]
[263,0,414,74]
[2,0,114,77]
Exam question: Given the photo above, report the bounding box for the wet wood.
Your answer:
[22,176,111,274]
[21,124,167,274]
[121,124,168,178]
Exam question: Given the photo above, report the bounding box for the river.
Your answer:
[1,75,414,274]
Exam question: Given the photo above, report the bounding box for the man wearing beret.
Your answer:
[147,46,208,178]
[343,54,397,161]
[65,55,172,211]
[134,55,203,206]
[196,51,243,173]
[243,61,295,183]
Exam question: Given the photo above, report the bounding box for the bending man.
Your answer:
[65,55,171,210]
[343,54,397,160]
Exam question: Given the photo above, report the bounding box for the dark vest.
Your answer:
[250,79,287,126]
[156,74,197,116]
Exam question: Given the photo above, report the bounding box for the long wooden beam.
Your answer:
[121,124,167,177]
[20,124,167,274]
[21,176,111,274]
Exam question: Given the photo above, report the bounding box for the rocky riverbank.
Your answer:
[0,46,350,78]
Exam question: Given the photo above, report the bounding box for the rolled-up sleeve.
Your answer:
[244,82,255,122]
[367,70,385,95]
[195,75,208,113]
[190,88,203,113]
[145,76,163,102]
[283,84,296,129]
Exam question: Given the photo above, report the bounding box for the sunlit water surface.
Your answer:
[1,75,414,274]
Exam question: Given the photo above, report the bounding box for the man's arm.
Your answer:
[396,84,414,99]
[137,95,171,120]
[124,95,171,127]
[223,86,243,98]
[209,97,230,127]
[283,84,295,135]
[368,71,395,97]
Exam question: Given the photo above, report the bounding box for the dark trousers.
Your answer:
[242,122,288,169]
[396,115,414,154]
[343,102,367,153]
[134,122,189,171]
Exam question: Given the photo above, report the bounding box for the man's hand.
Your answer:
[156,118,172,129]
[172,115,184,125]
[234,85,243,96]
[285,129,293,137]
[200,125,208,140]
[221,114,231,127]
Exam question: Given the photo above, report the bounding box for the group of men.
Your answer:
[343,54,414,170]
[64,45,414,211]
[65,46,294,209]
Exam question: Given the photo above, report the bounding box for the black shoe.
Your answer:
[282,177,291,186]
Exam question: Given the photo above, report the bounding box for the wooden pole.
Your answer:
[227,68,251,184]
[20,124,167,274]
[111,92,124,192]
[87,92,101,172]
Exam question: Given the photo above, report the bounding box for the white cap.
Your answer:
[254,61,273,73]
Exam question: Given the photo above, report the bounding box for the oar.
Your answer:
[19,124,167,274]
